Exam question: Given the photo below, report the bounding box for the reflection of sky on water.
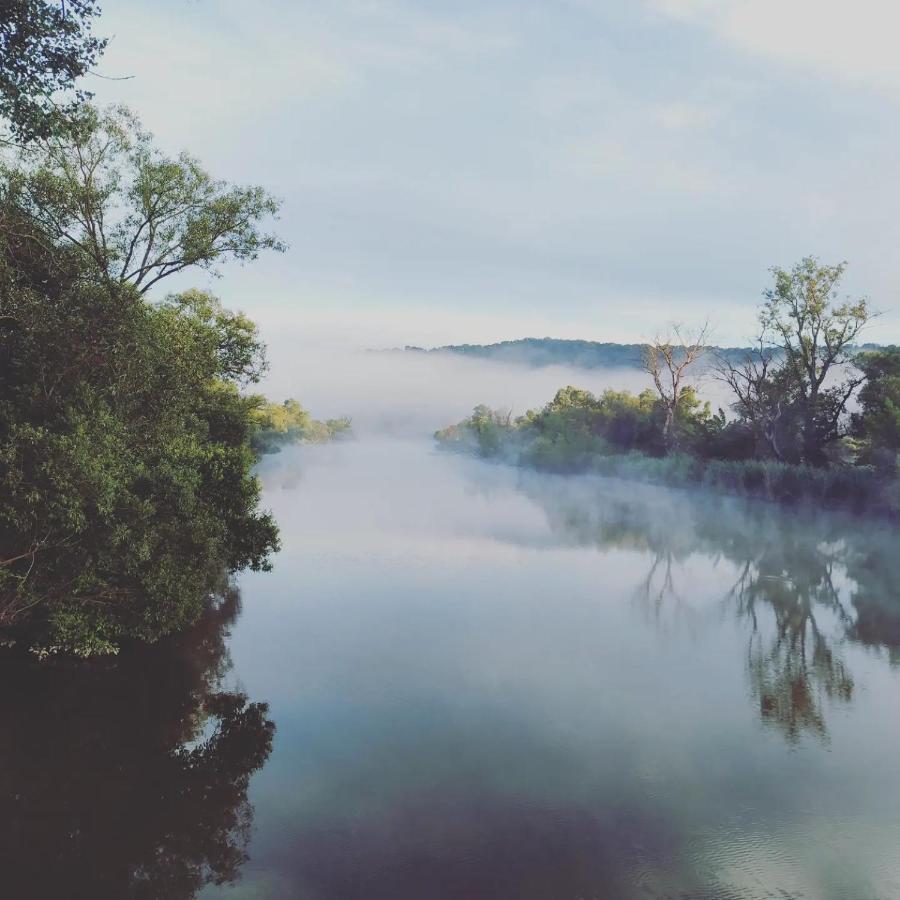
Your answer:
[207,439,900,899]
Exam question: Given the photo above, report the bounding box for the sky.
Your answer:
[88,0,900,348]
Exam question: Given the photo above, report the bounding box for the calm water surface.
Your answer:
[5,437,900,898]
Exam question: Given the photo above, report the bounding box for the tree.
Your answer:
[852,347,900,470]
[642,322,709,451]
[0,198,281,652]
[4,105,285,293]
[715,341,797,461]
[250,398,352,454]
[759,257,872,465]
[0,0,106,142]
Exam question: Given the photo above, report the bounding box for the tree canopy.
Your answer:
[759,257,873,464]
[436,257,897,516]
[0,0,106,142]
[3,105,285,293]
[0,105,289,654]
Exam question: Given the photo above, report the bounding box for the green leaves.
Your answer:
[757,257,874,464]
[0,230,280,652]
[5,105,285,293]
[0,0,107,142]
[249,398,352,454]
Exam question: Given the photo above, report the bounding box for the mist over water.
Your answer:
[257,342,661,436]
[192,374,900,900]
[4,339,895,897]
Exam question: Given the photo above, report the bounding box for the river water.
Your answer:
[5,436,900,898]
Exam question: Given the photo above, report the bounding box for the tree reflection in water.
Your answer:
[520,473,900,743]
[0,587,275,900]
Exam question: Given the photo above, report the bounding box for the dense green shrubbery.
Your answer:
[436,258,900,517]
[436,385,712,468]
[0,107,294,655]
[250,399,351,455]
[436,380,900,517]
[0,226,280,653]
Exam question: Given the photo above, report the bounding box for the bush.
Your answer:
[0,238,279,654]
[435,384,900,519]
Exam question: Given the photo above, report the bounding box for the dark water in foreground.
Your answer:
[5,438,900,899]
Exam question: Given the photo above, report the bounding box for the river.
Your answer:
[5,436,900,898]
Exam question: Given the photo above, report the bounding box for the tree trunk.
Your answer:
[663,404,676,452]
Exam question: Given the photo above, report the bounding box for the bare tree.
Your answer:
[642,322,710,450]
[715,340,792,460]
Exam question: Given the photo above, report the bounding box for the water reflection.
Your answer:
[519,475,900,743]
[0,587,275,900]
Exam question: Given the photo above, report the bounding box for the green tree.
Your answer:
[250,398,352,454]
[853,347,900,470]
[759,257,872,465]
[0,0,106,142]
[0,185,280,653]
[4,105,285,293]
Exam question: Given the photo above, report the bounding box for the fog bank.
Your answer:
[258,342,730,438]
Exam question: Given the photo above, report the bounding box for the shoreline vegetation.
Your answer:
[436,259,900,519]
[0,94,349,655]
[436,418,899,517]
[0,3,352,657]
[250,399,352,455]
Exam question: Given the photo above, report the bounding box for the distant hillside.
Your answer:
[401,338,757,369]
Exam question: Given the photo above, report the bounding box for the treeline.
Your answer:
[437,259,900,515]
[404,336,882,371]
[0,7,345,654]
[251,399,351,454]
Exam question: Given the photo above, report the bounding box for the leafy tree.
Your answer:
[4,105,285,293]
[250,398,351,454]
[852,346,900,470]
[0,97,289,654]
[434,405,514,459]
[0,0,106,142]
[0,196,280,653]
[758,257,872,464]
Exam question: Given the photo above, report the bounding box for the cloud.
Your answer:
[86,0,900,345]
[92,0,518,158]
[645,0,900,92]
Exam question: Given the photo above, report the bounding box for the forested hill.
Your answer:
[402,337,882,369]
[401,338,749,369]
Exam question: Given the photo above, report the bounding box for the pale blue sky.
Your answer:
[91,0,900,346]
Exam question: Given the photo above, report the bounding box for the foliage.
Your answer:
[436,386,714,472]
[0,97,293,655]
[2,105,285,293]
[250,398,352,454]
[757,257,872,464]
[0,194,280,653]
[853,346,900,470]
[0,0,106,142]
[434,404,514,459]
[436,259,895,517]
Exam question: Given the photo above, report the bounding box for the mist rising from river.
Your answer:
[257,343,668,437]
[223,434,900,900]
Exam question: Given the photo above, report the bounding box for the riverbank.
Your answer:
[435,427,899,518]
